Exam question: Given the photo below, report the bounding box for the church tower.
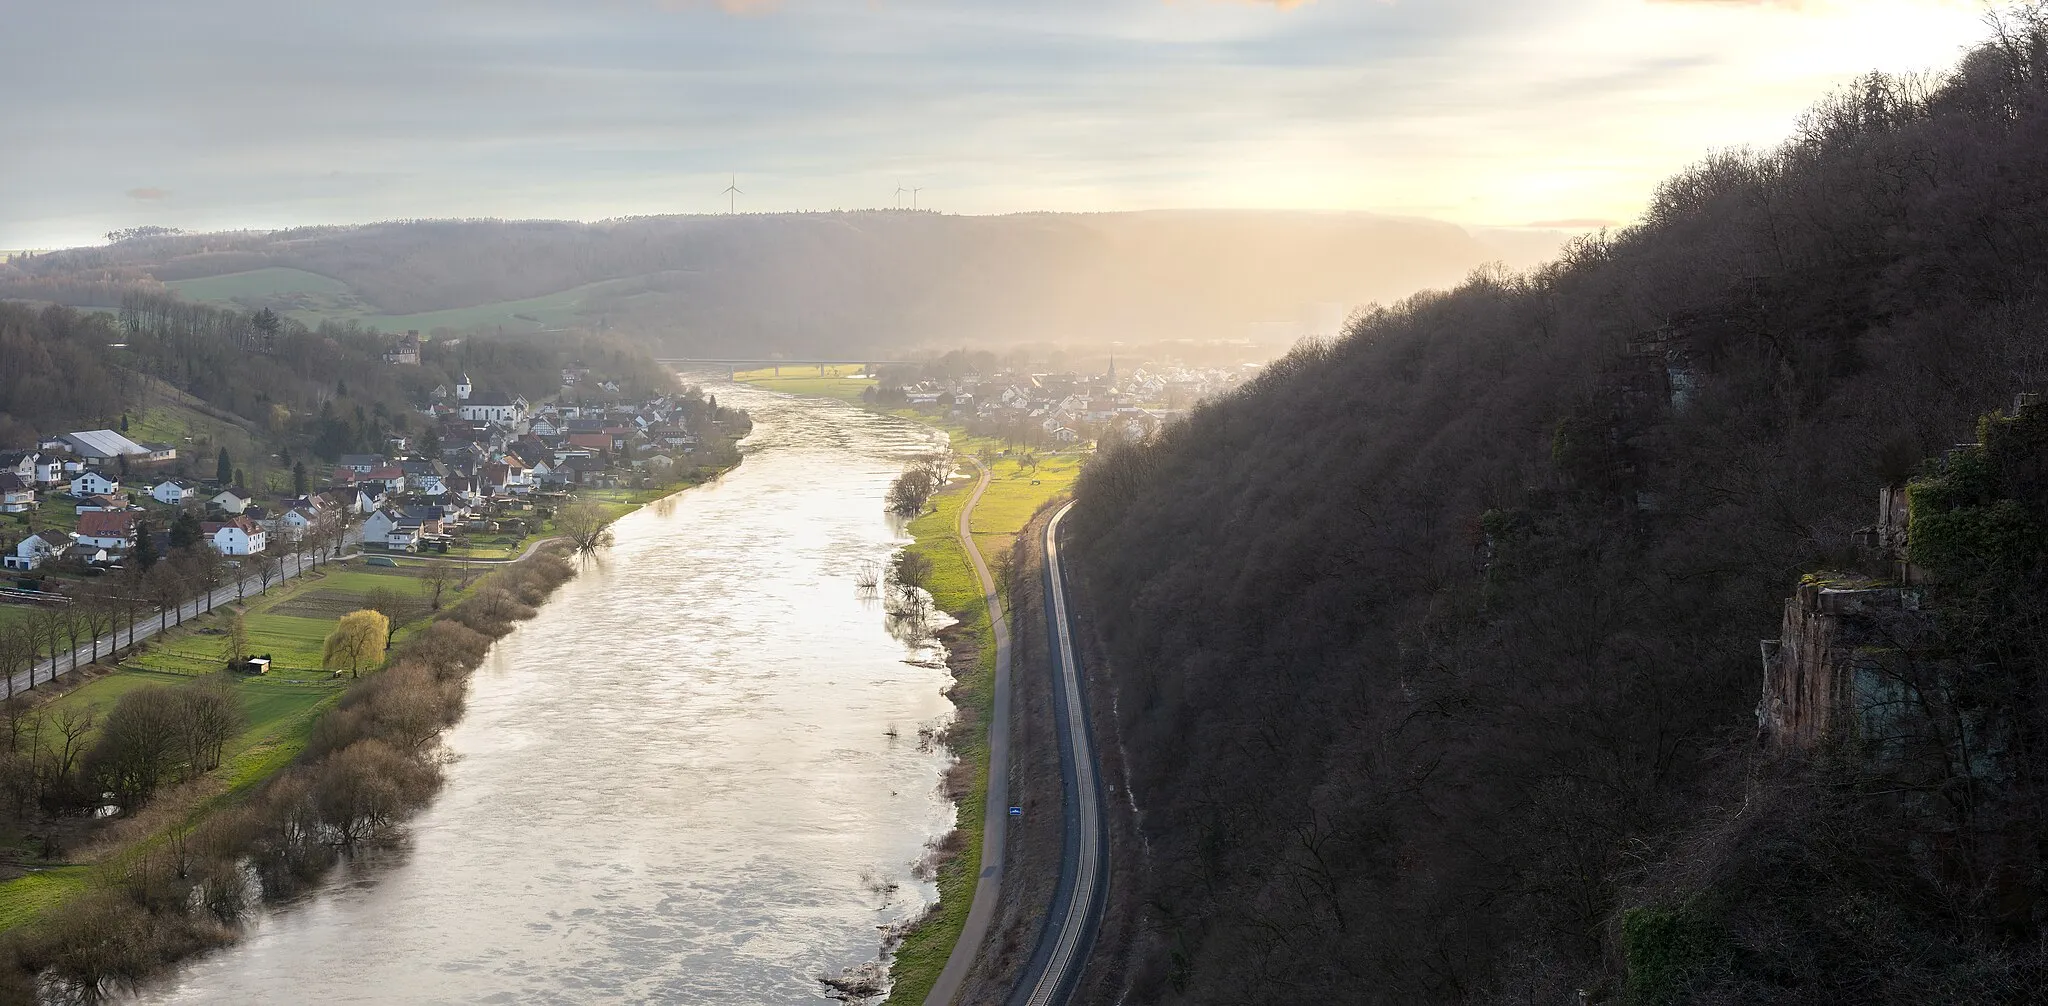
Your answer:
[456,373,472,401]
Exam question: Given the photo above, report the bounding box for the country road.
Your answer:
[925,460,1014,1006]
[1012,500,1108,1006]
[6,546,349,697]
[7,531,572,697]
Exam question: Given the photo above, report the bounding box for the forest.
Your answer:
[1071,11,2048,1005]
[0,296,671,462]
[0,212,1557,357]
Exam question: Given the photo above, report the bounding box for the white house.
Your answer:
[4,531,70,571]
[458,392,528,425]
[267,506,316,536]
[151,479,197,505]
[0,473,34,514]
[202,518,268,555]
[74,511,136,552]
[211,488,254,515]
[69,471,119,498]
[360,508,421,552]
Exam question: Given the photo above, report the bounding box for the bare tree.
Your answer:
[555,500,615,555]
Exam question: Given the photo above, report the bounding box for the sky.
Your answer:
[0,0,1994,249]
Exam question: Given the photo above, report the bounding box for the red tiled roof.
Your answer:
[76,511,136,537]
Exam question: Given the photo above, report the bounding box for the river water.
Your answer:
[132,380,959,1005]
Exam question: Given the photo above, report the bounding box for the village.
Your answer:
[870,358,1256,448]
[0,368,742,582]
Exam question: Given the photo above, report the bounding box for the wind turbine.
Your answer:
[912,187,924,211]
[722,175,743,215]
[895,185,907,210]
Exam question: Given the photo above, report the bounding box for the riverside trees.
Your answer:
[323,610,389,678]
[886,453,952,517]
[555,500,616,555]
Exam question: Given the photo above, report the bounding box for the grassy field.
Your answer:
[886,472,996,1005]
[0,558,456,929]
[124,561,469,680]
[733,365,877,403]
[0,867,91,933]
[354,279,625,333]
[883,446,1079,1004]
[967,454,1082,567]
[165,267,354,303]
[166,267,630,334]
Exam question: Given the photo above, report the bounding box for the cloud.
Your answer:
[126,188,171,201]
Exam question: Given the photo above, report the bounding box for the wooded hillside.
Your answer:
[0,212,1556,356]
[1071,13,2048,1004]
[0,298,668,464]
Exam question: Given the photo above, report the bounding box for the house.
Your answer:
[0,451,36,483]
[459,391,528,425]
[137,442,178,463]
[384,330,422,365]
[266,506,317,541]
[398,460,448,496]
[150,479,198,505]
[565,432,611,453]
[55,430,151,464]
[336,454,386,475]
[4,531,70,571]
[362,466,408,494]
[360,508,422,552]
[202,516,268,555]
[66,542,110,565]
[69,470,119,498]
[74,511,136,552]
[528,415,562,437]
[1051,427,1080,444]
[74,494,127,514]
[211,487,255,515]
[0,472,34,513]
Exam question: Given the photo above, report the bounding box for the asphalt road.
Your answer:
[1011,500,1108,1006]
[6,545,348,696]
[925,462,1014,1006]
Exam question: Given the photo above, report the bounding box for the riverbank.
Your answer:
[733,369,1082,1004]
[0,455,746,998]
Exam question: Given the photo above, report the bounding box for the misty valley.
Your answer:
[5,3,2048,1006]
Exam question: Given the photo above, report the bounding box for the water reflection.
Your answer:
[132,380,958,1005]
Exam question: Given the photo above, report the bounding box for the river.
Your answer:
[131,380,960,1005]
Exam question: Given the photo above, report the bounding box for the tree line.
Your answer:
[0,545,578,1001]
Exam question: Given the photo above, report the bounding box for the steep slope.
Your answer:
[1069,18,2048,1005]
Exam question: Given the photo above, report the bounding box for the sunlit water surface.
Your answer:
[130,380,958,1005]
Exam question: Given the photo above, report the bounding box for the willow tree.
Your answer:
[323,610,389,678]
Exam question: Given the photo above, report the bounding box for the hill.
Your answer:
[0,297,668,470]
[0,212,1562,356]
[1068,13,2048,1005]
